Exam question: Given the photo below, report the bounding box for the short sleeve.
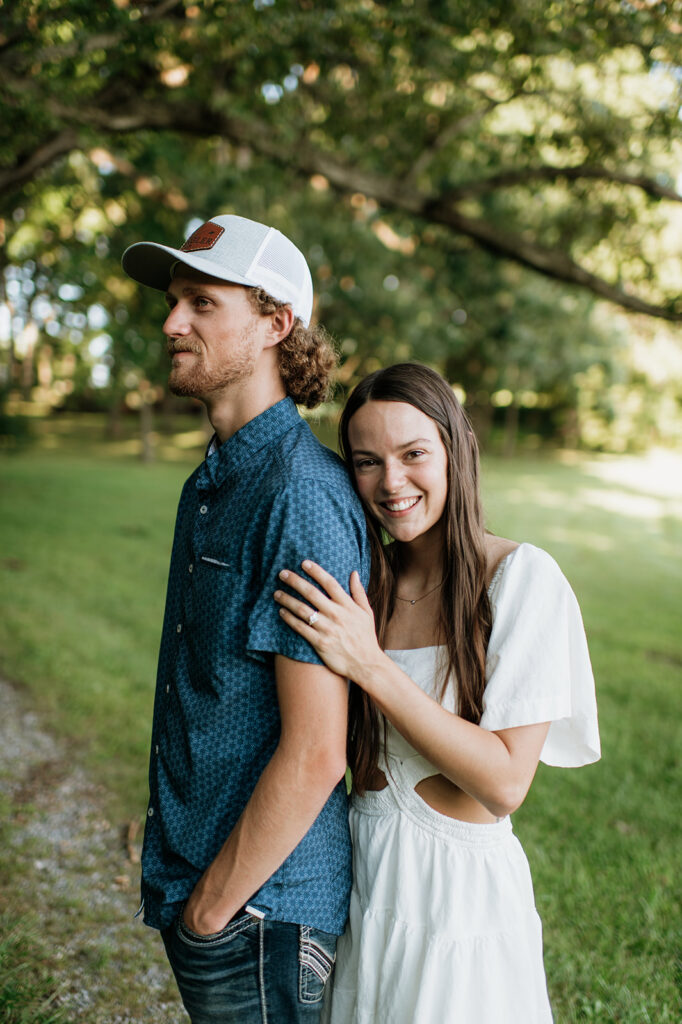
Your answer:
[480,544,600,767]
[246,477,369,665]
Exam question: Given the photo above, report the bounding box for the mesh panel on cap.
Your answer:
[255,231,307,290]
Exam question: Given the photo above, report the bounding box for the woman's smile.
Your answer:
[380,496,422,516]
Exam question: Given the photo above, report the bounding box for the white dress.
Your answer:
[324,543,601,1024]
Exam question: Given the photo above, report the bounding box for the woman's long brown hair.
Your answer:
[339,364,493,794]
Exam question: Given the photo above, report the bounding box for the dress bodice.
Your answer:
[382,646,451,786]
[379,543,601,780]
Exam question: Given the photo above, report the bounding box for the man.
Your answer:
[121,214,370,1023]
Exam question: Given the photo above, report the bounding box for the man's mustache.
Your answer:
[167,342,201,356]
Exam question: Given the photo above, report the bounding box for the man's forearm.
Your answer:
[183,743,344,933]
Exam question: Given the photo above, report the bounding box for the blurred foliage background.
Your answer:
[1,0,681,457]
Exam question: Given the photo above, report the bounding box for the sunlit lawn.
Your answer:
[482,450,681,1023]
[1,419,680,1022]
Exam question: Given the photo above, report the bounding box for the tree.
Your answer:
[1,0,680,319]
[1,1,680,454]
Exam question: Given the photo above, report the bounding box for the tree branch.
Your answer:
[1,98,679,321]
[9,33,126,67]
[405,97,504,187]
[205,115,682,320]
[142,0,186,19]
[0,129,81,196]
[424,199,682,320]
[0,1,183,71]
[446,162,682,203]
[404,83,538,188]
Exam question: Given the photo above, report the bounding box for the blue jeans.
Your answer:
[161,910,337,1023]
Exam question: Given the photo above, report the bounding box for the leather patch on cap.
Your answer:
[180,221,225,253]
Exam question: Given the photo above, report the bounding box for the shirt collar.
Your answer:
[197,397,300,491]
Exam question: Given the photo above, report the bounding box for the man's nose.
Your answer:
[163,304,191,338]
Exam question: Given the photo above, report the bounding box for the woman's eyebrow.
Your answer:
[400,438,432,448]
[351,438,432,455]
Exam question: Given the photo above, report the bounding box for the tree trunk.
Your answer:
[105,396,124,439]
[0,275,19,399]
[140,401,154,463]
[560,407,580,450]
[466,403,493,451]
[20,341,34,399]
[503,403,519,458]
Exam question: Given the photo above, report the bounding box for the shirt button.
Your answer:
[188,563,193,573]
[155,744,159,755]
[147,807,154,817]
[199,505,208,515]
[165,684,170,694]
[176,624,182,633]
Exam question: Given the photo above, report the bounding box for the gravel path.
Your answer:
[0,679,187,1023]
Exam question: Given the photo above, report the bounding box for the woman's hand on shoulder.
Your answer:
[274,561,383,684]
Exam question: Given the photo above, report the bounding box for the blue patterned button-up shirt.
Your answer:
[141,397,370,933]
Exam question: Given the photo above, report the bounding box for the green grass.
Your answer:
[0,796,66,1024]
[0,451,188,818]
[1,421,681,1022]
[0,927,64,1024]
[482,452,682,1023]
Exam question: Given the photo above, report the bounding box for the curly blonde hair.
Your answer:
[248,287,337,408]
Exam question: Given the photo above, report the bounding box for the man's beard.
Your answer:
[167,331,257,398]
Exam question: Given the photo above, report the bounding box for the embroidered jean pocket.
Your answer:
[176,910,257,949]
[298,925,337,1004]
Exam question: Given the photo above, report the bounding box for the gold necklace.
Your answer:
[395,580,444,606]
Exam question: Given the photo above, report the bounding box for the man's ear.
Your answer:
[263,305,295,348]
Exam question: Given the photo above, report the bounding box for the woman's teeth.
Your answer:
[384,497,419,512]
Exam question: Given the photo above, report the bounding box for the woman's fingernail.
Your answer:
[279,570,289,579]
[302,560,311,570]
[274,590,282,599]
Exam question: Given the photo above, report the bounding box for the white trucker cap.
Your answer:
[122,214,314,327]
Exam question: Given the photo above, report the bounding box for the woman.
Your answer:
[274,364,600,1023]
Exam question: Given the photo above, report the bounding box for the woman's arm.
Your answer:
[275,562,549,818]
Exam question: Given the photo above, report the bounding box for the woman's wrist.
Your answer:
[353,648,393,699]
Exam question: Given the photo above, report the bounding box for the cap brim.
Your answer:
[121,242,254,292]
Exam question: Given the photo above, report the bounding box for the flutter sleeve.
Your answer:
[480,543,601,767]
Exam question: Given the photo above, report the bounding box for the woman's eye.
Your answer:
[354,459,377,470]
[406,450,426,459]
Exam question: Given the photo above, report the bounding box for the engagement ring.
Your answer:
[308,611,319,626]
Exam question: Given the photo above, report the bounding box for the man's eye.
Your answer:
[194,297,210,308]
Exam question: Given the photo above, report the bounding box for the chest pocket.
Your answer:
[199,554,235,571]
[191,553,244,618]
[186,554,251,694]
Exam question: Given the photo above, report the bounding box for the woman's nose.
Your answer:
[381,461,406,494]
